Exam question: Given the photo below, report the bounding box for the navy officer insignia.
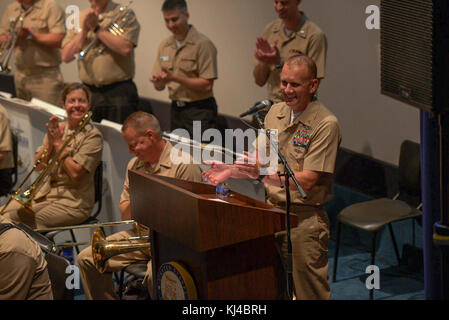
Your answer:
[292,127,311,148]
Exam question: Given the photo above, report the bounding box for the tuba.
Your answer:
[35,220,150,273]
[78,0,134,61]
[0,111,93,215]
[0,15,24,74]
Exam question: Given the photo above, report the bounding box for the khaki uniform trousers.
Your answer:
[1,197,90,229]
[77,228,151,300]
[14,67,64,107]
[275,206,330,300]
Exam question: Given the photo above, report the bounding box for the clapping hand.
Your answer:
[46,116,65,149]
[254,37,281,66]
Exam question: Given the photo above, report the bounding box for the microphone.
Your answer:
[239,100,273,118]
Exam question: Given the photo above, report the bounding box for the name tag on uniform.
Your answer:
[160,56,169,62]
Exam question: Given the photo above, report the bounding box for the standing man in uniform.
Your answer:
[0,103,14,196]
[0,0,65,106]
[203,55,341,300]
[150,0,218,142]
[253,0,326,104]
[61,0,140,124]
[77,111,202,300]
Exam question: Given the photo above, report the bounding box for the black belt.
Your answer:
[172,97,215,108]
[84,79,133,90]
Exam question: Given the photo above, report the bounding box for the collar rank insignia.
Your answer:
[292,129,311,147]
[289,49,304,55]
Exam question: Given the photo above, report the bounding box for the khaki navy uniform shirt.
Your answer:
[62,0,140,86]
[35,121,103,211]
[120,140,202,203]
[0,0,65,72]
[0,216,53,300]
[257,12,327,102]
[263,100,340,208]
[152,25,218,102]
[0,104,13,169]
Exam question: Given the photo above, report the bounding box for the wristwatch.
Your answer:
[275,58,284,70]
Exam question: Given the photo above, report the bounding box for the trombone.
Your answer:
[36,220,150,274]
[0,112,93,215]
[0,15,24,74]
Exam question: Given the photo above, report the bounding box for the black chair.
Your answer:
[45,252,74,300]
[117,260,149,300]
[332,140,422,300]
[14,223,73,300]
[45,161,104,254]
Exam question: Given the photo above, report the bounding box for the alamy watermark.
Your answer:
[365,5,380,30]
[168,121,279,175]
[65,5,80,32]
[65,265,80,290]
[365,265,380,290]
[64,4,380,31]
[65,264,381,292]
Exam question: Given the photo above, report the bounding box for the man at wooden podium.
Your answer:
[77,111,202,299]
[203,54,341,300]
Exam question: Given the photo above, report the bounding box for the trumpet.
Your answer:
[0,15,24,74]
[36,219,150,273]
[0,111,93,215]
[78,0,134,61]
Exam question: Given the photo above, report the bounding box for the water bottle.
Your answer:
[216,182,230,199]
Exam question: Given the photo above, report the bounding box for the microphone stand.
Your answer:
[253,111,307,300]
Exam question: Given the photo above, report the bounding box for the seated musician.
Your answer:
[0,214,53,300]
[1,82,103,229]
[77,111,202,300]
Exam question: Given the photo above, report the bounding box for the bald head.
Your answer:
[122,111,161,137]
[285,54,317,80]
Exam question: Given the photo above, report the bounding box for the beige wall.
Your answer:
[0,0,420,165]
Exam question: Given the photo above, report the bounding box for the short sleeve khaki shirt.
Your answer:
[0,216,53,300]
[263,100,341,207]
[120,140,202,203]
[35,122,103,211]
[257,12,327,102]
[0,0,65,70]
[152,25,218,102]
[62,1,140,86]
[0,104,13,169]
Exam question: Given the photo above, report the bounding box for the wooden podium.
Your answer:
[129,170,297,300]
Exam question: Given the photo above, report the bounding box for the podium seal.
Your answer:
[156,262,197,300]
